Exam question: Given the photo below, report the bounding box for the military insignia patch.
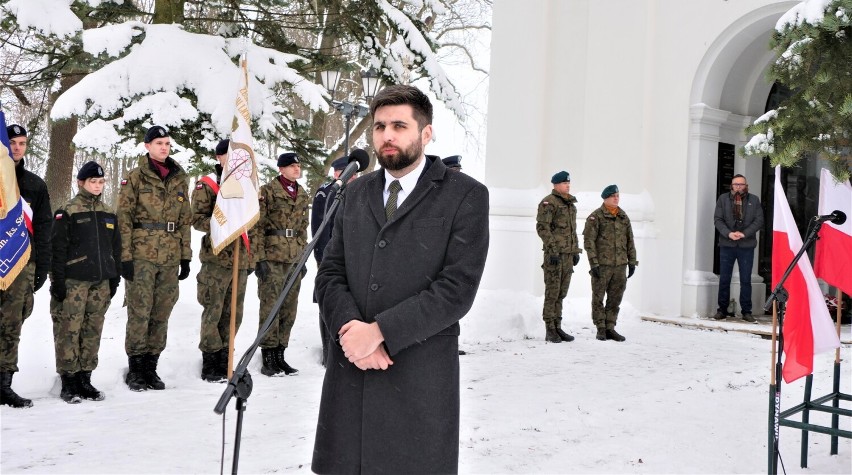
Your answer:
[55,213,63,220]
[177,192,186,202]
[121,179,128,186]
[196,183,204,190]
[106,223,114,229]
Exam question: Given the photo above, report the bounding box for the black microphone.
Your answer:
[330,148,370,194]
[814,210,847,225]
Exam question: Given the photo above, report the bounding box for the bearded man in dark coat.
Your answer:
[311,85,490,474]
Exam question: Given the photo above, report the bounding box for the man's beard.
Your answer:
[376,139,423,171]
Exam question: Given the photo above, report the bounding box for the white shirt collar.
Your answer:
[383,155,426,208]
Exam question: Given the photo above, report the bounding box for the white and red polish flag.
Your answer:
[813,167,852,296]
[772,166,840,383]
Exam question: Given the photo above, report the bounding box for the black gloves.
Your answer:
[178,259,191,281]
[109,277,120,297]
[34,269,48,292]
[548,255,560,266]
[572,254,580,266]
[256,260,270,282]
[589,266,601,279]
[628,264,636,279]
[121,261,134,281]
[50,280,67,302]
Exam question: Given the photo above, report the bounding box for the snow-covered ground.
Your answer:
[2,233,850,474]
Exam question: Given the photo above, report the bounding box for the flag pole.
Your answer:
[830,288,842,455]
[228,240,239,379]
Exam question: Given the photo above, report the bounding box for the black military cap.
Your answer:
[215,139,230,156]
[77,161,105,180]
[7,124,26,139]
[442,155,462,169]
[331,156,349,171]
[277,152,299,167]
[551,171,570,184]
[144,125,170,143]
[601,184,619,199]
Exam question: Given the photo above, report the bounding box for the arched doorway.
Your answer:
[683,1,797,317]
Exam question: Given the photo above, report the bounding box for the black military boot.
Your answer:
[60,373,82,404]
[125,355,148,391]
[555,322,575,342]
[606,328,626,342]
[201,352,224,382]
[595,327,607,341]
[143,353,166,390]
[276,346,299,375]
[77,371,105,401]
[261,348,283,376]
[1,371,33,408]
[545,324,562,343]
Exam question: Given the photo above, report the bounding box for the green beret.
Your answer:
[551,171,570,184]
[601,184,619,199]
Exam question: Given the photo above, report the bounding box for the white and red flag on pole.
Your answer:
[771,165,840,383]
[813,167,852,296]
[211,56,260,254]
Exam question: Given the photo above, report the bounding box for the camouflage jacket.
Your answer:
[256,176,309,263]
[536,191,582,255]
[583,204,638,267]
[51,188,121,283]
[191,170,254,269]
[117,155,192,265]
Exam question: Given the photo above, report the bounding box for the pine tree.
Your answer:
[743,0,852,182]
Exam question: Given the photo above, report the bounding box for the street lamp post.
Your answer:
[321,68,383,155]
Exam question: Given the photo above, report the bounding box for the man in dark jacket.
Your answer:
[311,85,490,474]
[311,155,349,367]
[713,174,764,321]
[1,124,51,408]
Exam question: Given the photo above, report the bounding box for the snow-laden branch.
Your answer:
[50,23,328,154]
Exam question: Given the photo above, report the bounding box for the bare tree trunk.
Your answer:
[45,75,82,205]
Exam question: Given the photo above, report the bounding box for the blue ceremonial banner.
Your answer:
[0,109,32,290]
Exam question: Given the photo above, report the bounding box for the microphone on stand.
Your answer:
[814,210,847,225]
[329,148,370,194]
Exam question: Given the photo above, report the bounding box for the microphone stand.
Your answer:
[214,182,349,475]
[764,218,823,474]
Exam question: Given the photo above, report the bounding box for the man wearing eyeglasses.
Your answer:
[713,174,764,322]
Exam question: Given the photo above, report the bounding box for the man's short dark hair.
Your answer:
[732,174,746,182]
[369,85,433,130]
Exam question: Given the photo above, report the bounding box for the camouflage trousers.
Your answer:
[197,262,248,352]
[0,262,35,372]
[258,261,302,349]
[124,259,179,356]
[50,279,110,374]
[542,251,574,327]
[591,264,628,329]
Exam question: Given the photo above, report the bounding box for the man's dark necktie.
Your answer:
[385,180,402,219]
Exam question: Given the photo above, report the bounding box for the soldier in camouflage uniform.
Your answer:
[536,171,582,343]
[255,152,309,376]
[192,139,253,382]
[49,161,121,403]
[117,126,192,391]
[583,184,637,342]
[1,124,52,408]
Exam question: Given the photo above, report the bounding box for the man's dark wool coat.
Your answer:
[311,156,490,474]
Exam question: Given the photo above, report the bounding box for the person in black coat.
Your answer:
[0,124,52,408]
[311,85,490,474]
[311,155,353,367]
